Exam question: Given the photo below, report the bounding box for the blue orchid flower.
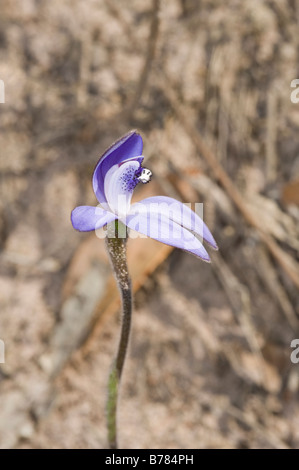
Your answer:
[71,131,218,262]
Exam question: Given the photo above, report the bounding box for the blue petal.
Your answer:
[123,211,210,262]
[104,160,141,216]
[71,205,116,232]
[92,131,143,205]
[130,196,218,250]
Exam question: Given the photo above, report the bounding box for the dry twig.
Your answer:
[158,73,299,293]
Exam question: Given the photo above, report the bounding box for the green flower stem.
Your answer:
[105,220,132,449]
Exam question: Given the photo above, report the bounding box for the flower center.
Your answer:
[119,166,152,193]
[136,168,152,184]
[119,166,140,192]
[104,160,152,217]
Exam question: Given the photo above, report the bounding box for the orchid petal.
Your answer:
[130,196,218,250]
[123,211,210,262]
[71,205,116,232]
[92,131,143,204]
[104,160,141,217]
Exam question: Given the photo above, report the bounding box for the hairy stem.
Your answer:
[105,221,132,449]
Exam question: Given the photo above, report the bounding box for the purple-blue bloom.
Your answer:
[71,131,218,262]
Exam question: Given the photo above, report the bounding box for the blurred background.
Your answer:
[1,0,299,449]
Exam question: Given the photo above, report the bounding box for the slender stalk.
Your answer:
[105,221,132,449]
[126,0,160,120]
